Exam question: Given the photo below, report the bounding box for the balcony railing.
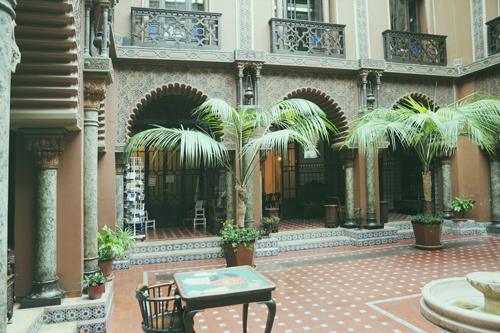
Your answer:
[270,18,345,57]
[486,17,500,56]
[131,7,221,49]
[383,30,447,66]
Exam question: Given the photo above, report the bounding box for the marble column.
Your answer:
[226,171,234,220]
[100,5,109,57]
[83,80,106,276]
[364,147,380,228]
[21,133,65,308]
[243,152,255,228]
[342,158,357,228]
[115,151,125,229]
[441,158,453,219]
[487,154,500,235]
[0,0,17,327]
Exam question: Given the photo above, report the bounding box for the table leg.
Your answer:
[263,299,276,333]
[243,303,249,333]
[183,310,199,333]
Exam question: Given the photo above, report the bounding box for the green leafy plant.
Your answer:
[451,197,475,215]
[115,225,135,251]
[83,272,107,288]
[126,98,336,227]
[339,93,500,215]
[261,216,280,234]
[98,225,125,261]
[411,214,443,225]
[220,219,260,250]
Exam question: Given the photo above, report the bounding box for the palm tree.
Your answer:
[126,98,336,227]
[339,94,500,215]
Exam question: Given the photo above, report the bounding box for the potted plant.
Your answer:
[411,215,443,250]
[84,272,107,300]
[98,226,125,278]
[220,219,260,267]
[451,197,475,221]
[261,216,280,236]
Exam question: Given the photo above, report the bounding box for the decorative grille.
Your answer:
[131,7,221,49]
[382,29,447,66]
[270,18,345,57]
[486,17,500,56]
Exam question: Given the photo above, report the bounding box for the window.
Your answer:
[390,0,419,32]
[286,0,322,21]
[149,0,205,11]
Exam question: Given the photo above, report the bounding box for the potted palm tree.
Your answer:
[126,98,335,266]
[339,94,499,248]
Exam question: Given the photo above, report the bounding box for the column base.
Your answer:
[486,221,500,236]
[21,279,64,308]
[341,220,359,229]
[364,222,384,230]
[443,210,454,219]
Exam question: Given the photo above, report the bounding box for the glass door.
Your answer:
[389,0,419,32]
[286,0,322,21]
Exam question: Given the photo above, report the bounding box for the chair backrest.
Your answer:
[195,200,204,210]
[136,283,183,332]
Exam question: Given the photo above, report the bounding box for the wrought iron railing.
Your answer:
[131,7,221,49]
[486,17,500,56]
[270,18,345,57]
[382,30,447,66]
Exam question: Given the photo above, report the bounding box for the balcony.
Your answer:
[131,7,221,49]
[382,30,447,66]
[270,18,345,58]
[486,16,500,56]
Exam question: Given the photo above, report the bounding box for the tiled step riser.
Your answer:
[280,239,352,252]
[274,229,344,241]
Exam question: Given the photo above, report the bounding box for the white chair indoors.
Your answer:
[144,210,156,232]
[193,200,207,231]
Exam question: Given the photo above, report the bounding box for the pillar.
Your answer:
[0,0,17,327]
[226,171,234,220]
[487,154,500,235]
[84,0,91,55]
[364,147,380,228]
[21,133,65,308]
[359,70,369,114]
[441,158,453,219]
[243,152,255,228]
[101,5,109,57]
[237,63,244,106]
[115,151,125,229]
[83,80,106,276]
[342,157,357,228]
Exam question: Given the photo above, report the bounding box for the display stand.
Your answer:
[124,156,146,240]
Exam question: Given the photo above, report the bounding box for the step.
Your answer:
[397,229,415,239]
[130,246,224,265]
[273,227,344,242]
[351,235,399,247]
[132,236,221,254]
[39,322,77,333]
[279,236,352,252]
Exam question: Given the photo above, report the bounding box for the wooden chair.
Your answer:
[136,282,184,333]
[193,200,206,231]
[144,211,156,232]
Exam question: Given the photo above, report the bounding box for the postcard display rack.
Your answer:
[125,157,146,240]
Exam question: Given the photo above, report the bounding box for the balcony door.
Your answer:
[390,0,419,32]
[285,0,322,22]
[148,0,205,11]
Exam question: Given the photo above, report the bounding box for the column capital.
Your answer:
[24,132,65,169]
[84,79,106,111]
[359,69,370,82]
[0,0,17,19]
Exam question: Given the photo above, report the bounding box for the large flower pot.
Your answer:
[411,222,443,250]
[98,259,114,279]
[88,284,105,300]
[224,243,255,267]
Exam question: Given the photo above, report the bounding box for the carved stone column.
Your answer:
[0,0,17,326]
[341,152,357,228]
[487,153,500,235]
[364,147,380,228]
[441,158,453,219]
[359,70,369,113]
[84,0,92,55]
[115,150,125,229]
[237,63,244,106]
[83,80,106,276]
[21,133,65,308]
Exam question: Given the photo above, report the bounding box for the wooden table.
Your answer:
[174,265,276,333]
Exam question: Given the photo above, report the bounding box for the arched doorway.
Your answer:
[262,88,348,221]
[379,93,440,215]
[128,84,225,230]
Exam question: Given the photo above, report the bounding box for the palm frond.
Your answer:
[125,126,229,168]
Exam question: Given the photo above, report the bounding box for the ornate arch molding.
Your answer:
[392,93,440,111]
[126,83,208,138]
[284,88,349,142]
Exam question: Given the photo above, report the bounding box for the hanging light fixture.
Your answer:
[243,73,254,102]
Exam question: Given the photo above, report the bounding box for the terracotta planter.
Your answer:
[88,283,105,300]
[224,243,255,267]
[411,222,443,250]
[98,259,114,279]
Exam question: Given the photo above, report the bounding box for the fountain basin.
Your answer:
[420,277,500,333]
[466,272,500,315]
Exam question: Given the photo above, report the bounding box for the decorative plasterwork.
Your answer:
[84,56,114,83]
[24,132,66,169]
[460,53,500,76]
[116,45,234,62]
[358,59,385,70]
[83,80,107,111]
[378,79,454,109]
[234,49,266,63]
[474,70,500,96]
[258,69,357,120]
[470,0,486,61]
[238,0,253,50]
[355,0,370,59]
[265,53,358,70]
[385,62,459,77]
[115,64,236,144]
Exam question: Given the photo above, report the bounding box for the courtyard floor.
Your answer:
[108,235,499,333]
